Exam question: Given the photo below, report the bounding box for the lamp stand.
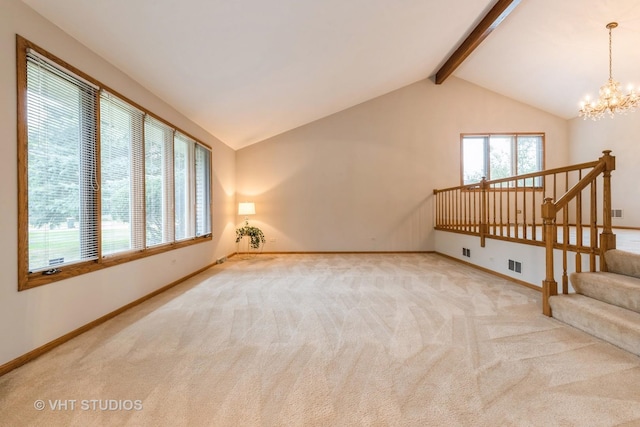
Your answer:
[241,216,252,259]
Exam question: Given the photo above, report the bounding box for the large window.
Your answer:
[17,36,212,290]
[461,133,544,185]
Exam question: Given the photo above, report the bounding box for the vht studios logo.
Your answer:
[34,399,143,411]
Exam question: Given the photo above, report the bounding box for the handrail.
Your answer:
[554,162,605,211]
[434,160,600,193]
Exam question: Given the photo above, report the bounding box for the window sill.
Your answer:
[19,234,212,291]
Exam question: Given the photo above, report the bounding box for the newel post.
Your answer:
[480,177,489,248]
[599,150,616,272]
[542,197,558,316]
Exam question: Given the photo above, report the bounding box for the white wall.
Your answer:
[569,114,640,227]
[435,231,590,293]
[0,0,237,367]
[435,231,546,287]
[236,77,570,252]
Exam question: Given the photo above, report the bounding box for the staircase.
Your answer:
[550,249,640,356]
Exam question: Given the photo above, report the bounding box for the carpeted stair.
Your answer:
[549,249,640,356]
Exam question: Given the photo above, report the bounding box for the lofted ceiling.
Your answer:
[20,0,640,150]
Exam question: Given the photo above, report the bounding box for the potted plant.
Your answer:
[235,224,265,250]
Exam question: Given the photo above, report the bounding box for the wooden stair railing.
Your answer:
[541,150,616,316]
[434,150,616,316]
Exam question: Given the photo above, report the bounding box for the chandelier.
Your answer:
[579,22,639,120]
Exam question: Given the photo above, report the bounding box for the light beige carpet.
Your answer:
[2,253,640,426]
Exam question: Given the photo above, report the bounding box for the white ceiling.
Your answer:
[20,0,640,149]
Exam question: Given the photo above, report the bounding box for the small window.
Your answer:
[461,133,544,185]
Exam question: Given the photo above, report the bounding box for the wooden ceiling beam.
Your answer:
[435,0,521,85]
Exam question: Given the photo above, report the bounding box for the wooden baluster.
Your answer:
[448,190,452,229]
[492,186,496,235]
[532,179,537,241]
[599,150,616,271]
[576,170,583,272]
[499,182,504,236]
[444,190,447,229]
[524,182,528,240]
[542,197,558,316]
[436,191,438,228]
[471,187,475,233]
[443,191,446,228]
[442,190,452,228]
[480,177,488,247]
[476,185,480,234]
[465,187,469,232]
[590,181,597,272]
[507,184,511,238]
[441,191,444,228]
[454,189,458,230]
[442,190,445,228]
[439,191,442,228]
[452,189,456,231]
[434,190,438,227]
[562,205,569,294]
[445,190,449,229]
[449,189,460,230]
[552,173,557,245]
[459,188,463,231]
[472,187,475,232]
[514,179,519,239]
[461,188,466,232]
[463,189,466,232]
[553,173,557,206]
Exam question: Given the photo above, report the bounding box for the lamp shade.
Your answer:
[238,202,256,216]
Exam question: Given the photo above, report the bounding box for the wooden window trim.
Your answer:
[459,132,546,185]
[16,35,213,291]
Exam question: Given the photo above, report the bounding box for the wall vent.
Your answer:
[611,209,623,218]
[515,261,522,273]
[508,259,522,274]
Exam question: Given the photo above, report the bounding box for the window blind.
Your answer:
[174,133,191,240]
[26,51,98,271]
[100,91,145,255]
[144,116,175,246]
[195,143,211,236]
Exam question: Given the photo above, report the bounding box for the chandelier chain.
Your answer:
[609,24,613,80]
